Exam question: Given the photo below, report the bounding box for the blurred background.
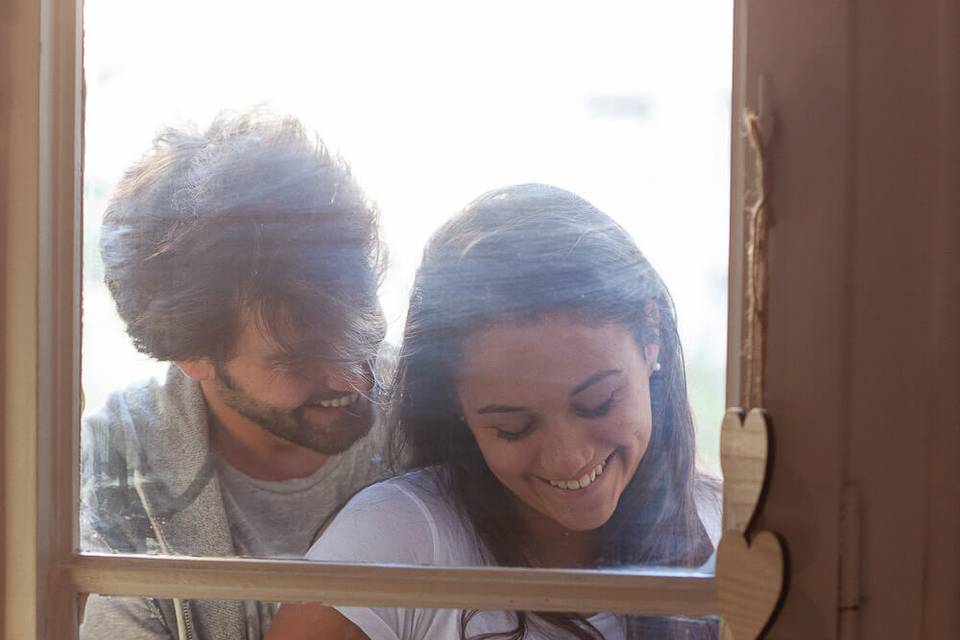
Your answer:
[82,0,733,472]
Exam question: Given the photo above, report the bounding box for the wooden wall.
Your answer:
[744,0,960,636]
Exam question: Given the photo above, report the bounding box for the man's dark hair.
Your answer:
[100,111,385,365]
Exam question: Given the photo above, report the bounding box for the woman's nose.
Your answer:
[539,417,595,479]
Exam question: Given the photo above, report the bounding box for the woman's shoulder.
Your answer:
[349,467,447,503]
[307,467,486,567]
[336,468,455,526]
[694,471,723,550]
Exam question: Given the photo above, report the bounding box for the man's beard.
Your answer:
[213,366,373,455]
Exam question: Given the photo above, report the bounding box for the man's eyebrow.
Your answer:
[570,369,623,396]
[476,404,528,415]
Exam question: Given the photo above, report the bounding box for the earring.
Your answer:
[652,361,661,373]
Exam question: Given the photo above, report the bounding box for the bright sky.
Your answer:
[82,0,733,467]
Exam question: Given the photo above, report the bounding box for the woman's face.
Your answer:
[456,315,658,534]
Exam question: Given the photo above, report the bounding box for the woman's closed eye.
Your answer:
[493,420,536,441]
[574,390,618,418]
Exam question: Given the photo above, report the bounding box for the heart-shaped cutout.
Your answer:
[721,408,770,533]
[716,530,785,639]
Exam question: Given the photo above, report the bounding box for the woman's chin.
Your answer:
[552,508,616,533]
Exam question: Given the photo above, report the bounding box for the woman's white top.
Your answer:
[306,469,720,640]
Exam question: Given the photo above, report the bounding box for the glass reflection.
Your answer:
[267,185,720,639]
[80,2,731,638]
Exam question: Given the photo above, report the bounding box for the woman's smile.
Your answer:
[539,452,611,491]
[457,315,658,538]
[546,460,606,491]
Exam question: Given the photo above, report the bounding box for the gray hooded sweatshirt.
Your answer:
[79,365,390,640]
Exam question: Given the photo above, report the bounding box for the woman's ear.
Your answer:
[175,359,216,382]
[643,300,661,332]
[644,343,661,375]
[643,300,661,373]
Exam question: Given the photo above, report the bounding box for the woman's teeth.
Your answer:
[310,393,359,408]
[547,459,606,491]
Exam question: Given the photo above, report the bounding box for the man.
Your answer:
[80,112,390,640]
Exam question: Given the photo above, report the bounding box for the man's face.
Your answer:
[208,314,375,455]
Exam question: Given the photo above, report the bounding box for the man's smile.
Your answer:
[305,392,360,409]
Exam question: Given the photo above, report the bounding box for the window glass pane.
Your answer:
[80,596,719,639]
[80,0,731,595]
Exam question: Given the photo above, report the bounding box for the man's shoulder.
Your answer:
[79,376,163,555]
[80,365,212,551]
[82,365,204,451]
[83,375,163,436]
[81,376,168,485]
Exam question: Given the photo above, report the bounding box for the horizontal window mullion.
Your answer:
[68,553,717,617]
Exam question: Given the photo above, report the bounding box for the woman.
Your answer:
[267,184,721,639]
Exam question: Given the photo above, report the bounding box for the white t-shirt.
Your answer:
[307,468,720,640]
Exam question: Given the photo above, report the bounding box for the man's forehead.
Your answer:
[232,300,383,367]
[234,307,338,361]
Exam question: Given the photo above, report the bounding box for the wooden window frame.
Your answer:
[9,0,956,638]
[2,0,814,638]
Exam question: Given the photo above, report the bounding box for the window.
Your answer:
[3,0,751,637]
[82,0,732,473]
[11,0,960,638]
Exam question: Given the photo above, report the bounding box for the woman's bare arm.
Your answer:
[266,603,371,640]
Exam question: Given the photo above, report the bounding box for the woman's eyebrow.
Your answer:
[476,404,528,415]
[570,369,622,396]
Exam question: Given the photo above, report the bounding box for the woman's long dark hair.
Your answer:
[388,184,718,639]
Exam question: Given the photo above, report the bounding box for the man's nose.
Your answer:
[539,416,595,479]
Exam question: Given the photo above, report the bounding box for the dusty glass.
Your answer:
[80,0,731,588]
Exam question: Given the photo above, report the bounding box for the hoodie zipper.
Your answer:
[180,600,196,640]
[133,468,194,640]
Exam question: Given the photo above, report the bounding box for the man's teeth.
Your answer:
[547,459,606,491]
[311,393,359,408]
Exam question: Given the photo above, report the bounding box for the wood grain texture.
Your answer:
[68,554,719,617]
[847,1,960,637]
[721,408,770,533]
[737,1,850,635]
[720,621,736,640]
[2,2,42,637]
[716,531,785,640]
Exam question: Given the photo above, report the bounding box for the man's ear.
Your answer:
[175,359,216,382]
